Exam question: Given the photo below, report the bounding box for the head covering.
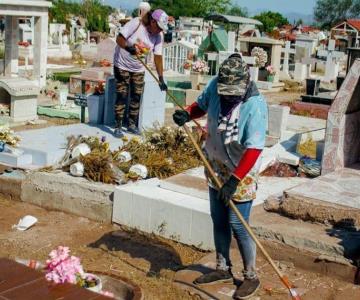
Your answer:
[151,9,169,31]
[217,53,250,96]
[138,1,151,18]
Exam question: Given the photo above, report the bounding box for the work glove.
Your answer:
[158,76,168,91]
[173,110,190,126]
[218,175,240,206]
[125,45,138,55]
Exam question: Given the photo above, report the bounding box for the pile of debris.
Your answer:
[49,126,203,185]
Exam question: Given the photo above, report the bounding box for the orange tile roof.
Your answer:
[347,19,360,31]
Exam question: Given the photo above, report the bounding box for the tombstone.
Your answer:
[138,71,166,131]
[317,40,345,82]
[95,38,116,63]
[294,63,307,82]
[281,41,295,76]
[322,59,360,174]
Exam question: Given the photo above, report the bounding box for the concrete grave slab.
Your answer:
[281,164,360,228]
[113,166,310,249]
[14,123,123,167]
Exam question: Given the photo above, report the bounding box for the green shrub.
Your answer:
[53,71,81,83]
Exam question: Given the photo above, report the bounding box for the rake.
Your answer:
[136,56,301,300]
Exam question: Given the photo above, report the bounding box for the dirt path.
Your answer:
[1,194,359,300]
[0,195,205,299]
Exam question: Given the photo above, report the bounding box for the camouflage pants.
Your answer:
[114,67,145,128]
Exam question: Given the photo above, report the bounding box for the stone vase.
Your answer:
[190,71,202,90]
[84,273,102,293]
[249,67,259,82]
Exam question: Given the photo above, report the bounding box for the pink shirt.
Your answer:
[113,17,163,73]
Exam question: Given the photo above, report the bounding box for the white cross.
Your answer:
[317,39,345,82]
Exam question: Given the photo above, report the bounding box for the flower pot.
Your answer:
[267,75,275,82]
[58,88,69,107]
[184,69,191,75]
[190,72,202,90]
[84,273,102,293]
[249,67,259,82]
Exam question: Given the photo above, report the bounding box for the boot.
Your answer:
[114,120,124,138]
[233,277,260,300]
[193,269,233,286]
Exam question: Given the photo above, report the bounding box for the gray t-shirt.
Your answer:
[113,17,163,73]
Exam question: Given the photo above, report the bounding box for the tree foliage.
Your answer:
[314,0,360,29]
[226,5,248,17]
[253,11,289,33]
[49,0,114,33]
[148,0,231,18]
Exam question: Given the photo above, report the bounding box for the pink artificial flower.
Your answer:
[100,290,115,298]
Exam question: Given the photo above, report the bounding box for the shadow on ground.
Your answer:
[88,230,184,277]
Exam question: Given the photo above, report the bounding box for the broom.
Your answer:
[137,56,301,300]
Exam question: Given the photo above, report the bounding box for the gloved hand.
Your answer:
[158,76,168,91]
[125,45,138,55]
[173,110,190,126]
[218,175,240,206]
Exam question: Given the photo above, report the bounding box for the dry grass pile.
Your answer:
[0,126,21,146]
[57,126,203,184]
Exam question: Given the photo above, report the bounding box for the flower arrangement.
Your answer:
[99,59,111,67]
[183,61,192,70]
[251,47,268,68]
[45,246,114,297]
[0,126,21,146]
[18,41,30,47]
[94,81,105,95]
[266,65,276,75]
[192,59,209,74]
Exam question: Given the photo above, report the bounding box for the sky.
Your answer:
[107,0,317,15]
[234,0,317,14]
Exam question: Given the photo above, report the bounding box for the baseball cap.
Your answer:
[151,9,168,31]
[217,53,250,96]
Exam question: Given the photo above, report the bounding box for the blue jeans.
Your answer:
[209,187,257,279]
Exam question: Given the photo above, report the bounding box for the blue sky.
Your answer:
[235,0,316,14]
[107,0,316,15]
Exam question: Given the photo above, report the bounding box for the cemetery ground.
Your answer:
[1,194,360,299]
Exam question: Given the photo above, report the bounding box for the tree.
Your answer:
[314,0,360,29]
[253,11,289,33]
[148,0,231,18]
[296,19,304,26]
[226,5,248,17]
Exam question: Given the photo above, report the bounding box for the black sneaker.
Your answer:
[127,126,141,135]
[193,269,233,286]
[113,128,124,138]
[233,278,260,300]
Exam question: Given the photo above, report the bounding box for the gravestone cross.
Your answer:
[317,39,345,82]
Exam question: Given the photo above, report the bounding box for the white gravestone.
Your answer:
[281,41,295,76]
[317,40,344,82]
[138,71,166,131]
[96,38,116,63]
[294,62,307,82]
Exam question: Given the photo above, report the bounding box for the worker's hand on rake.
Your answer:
[158,76,168,91]
[125,45,139,56]
[218,175,240,206]
[173,110,190,126]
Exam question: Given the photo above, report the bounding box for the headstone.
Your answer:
[294,63,307,82]
[138,71,166,131]
[281,41,295,76]
[317,40,345,82]
[95,38,116,63]
[103,75,116,126]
